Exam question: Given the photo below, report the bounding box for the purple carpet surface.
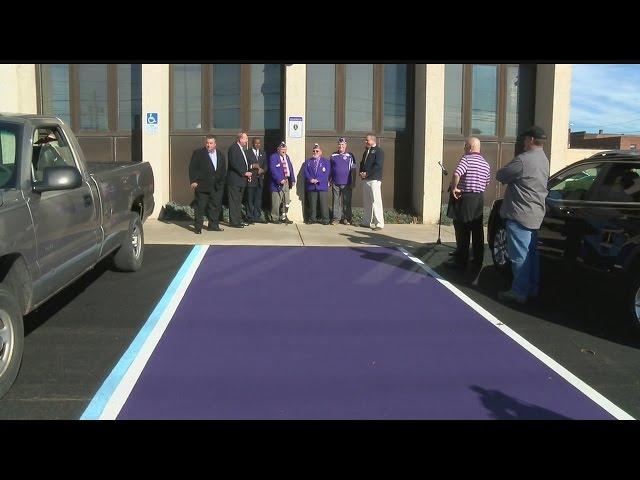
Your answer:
[117,246,614,419]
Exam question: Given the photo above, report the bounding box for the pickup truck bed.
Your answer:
[0,114,154,397]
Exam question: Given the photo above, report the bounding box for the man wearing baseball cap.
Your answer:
[329,137,357,225]
[496,126,550,304]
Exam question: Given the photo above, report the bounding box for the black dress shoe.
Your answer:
[194,227,202,234]
[304,220,315,225]
[230,223,245,228]
[283,218,293,224]
[340,219,349,225]
[322,221,330,225]
[208,225,224,231]
[271,219,282,224]
[255,219,267,224]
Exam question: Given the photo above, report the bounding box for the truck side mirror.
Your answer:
[33,166,83,193]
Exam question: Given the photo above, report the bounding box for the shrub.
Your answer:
[160,202,420,224]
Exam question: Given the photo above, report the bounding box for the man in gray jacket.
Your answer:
[496,126,550,304]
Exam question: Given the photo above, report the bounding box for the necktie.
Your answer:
[282,156,289,177]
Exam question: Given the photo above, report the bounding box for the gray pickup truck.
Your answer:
[0,114,154,397]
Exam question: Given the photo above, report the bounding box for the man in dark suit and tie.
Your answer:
[359,133,385,231]
[245,137,269,223]
[227,131,252,228]
[189,135,226,234]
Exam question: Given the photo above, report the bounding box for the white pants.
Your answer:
[362,179,384,228]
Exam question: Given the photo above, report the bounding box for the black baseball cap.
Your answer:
[521,126,547,140]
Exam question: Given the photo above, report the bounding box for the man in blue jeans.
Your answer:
[495,126,550,304]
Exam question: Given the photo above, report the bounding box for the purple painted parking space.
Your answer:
[117,246,614,419]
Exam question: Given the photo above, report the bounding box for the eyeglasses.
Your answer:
[312,149,320,152]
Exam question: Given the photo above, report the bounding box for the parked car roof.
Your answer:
[585,150,640,161]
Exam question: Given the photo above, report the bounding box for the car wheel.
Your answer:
[628,275,640,330]
[491,218,512,275]
[113,214,144,272]
[0,284,24,399]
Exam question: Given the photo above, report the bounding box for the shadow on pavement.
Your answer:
[470,385,572,420]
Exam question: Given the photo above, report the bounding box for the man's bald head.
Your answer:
[465,137,481,152]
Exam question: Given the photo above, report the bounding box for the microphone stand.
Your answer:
[425,161,456,252]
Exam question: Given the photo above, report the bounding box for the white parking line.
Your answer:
[398,247,634,420]
[80,245,209,420]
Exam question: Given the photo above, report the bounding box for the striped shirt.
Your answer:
[454,152,490,193]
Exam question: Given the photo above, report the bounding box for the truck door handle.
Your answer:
[83,194,92,207]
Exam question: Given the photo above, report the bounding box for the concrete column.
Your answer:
[535,64,573,174]
[283,64,306,222]
[413,64,445,225]
[0,64,37,114]
[142,64,170,219]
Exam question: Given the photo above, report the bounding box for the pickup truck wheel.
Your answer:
[491,218,512,275]
[113,215,144,272]
[0,285,24,399]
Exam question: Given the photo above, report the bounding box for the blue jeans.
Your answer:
[506,219,540,298]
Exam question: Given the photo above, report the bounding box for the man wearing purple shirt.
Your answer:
[446,137,490,269]
[303,143,331,225]
[329,137,356,225]
[268,142,295,224]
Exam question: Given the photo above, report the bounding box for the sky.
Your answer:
[570,64,640,134]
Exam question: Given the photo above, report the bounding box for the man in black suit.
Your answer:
[359,133,385,231]
[245,137,269,223]
[189,135,226,234]
[227,132,252,228]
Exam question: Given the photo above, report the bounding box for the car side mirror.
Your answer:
[33,166,83,193]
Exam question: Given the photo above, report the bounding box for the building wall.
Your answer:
[535,64,572,174]
[8,63,574,222]
[0,64,37,113]
[565,148,606,169]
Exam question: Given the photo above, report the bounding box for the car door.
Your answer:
[25,124,101,300]
[579,161,640,273]
[538,162,604,262]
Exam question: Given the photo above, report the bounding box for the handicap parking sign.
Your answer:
[144,112,159,135]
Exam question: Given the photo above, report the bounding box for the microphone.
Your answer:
[438,161,449,176]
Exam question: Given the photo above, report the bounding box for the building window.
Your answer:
[78,64,108,131]
[39,64,142,135]
[444,64,463,135]
[345,64,373,131]
[383,64,407,132]
[117,64,142,132]
[471,64,498,136]
[212,64,241,129]
[307,64,335,131]
[505,65,520,138]
[251,64,281,130]
[40,64,71,126]
[173,64,202,130]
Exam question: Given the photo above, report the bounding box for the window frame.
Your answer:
[444,63,525,142]
[169,64,284,136]
[37,64,141,136]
